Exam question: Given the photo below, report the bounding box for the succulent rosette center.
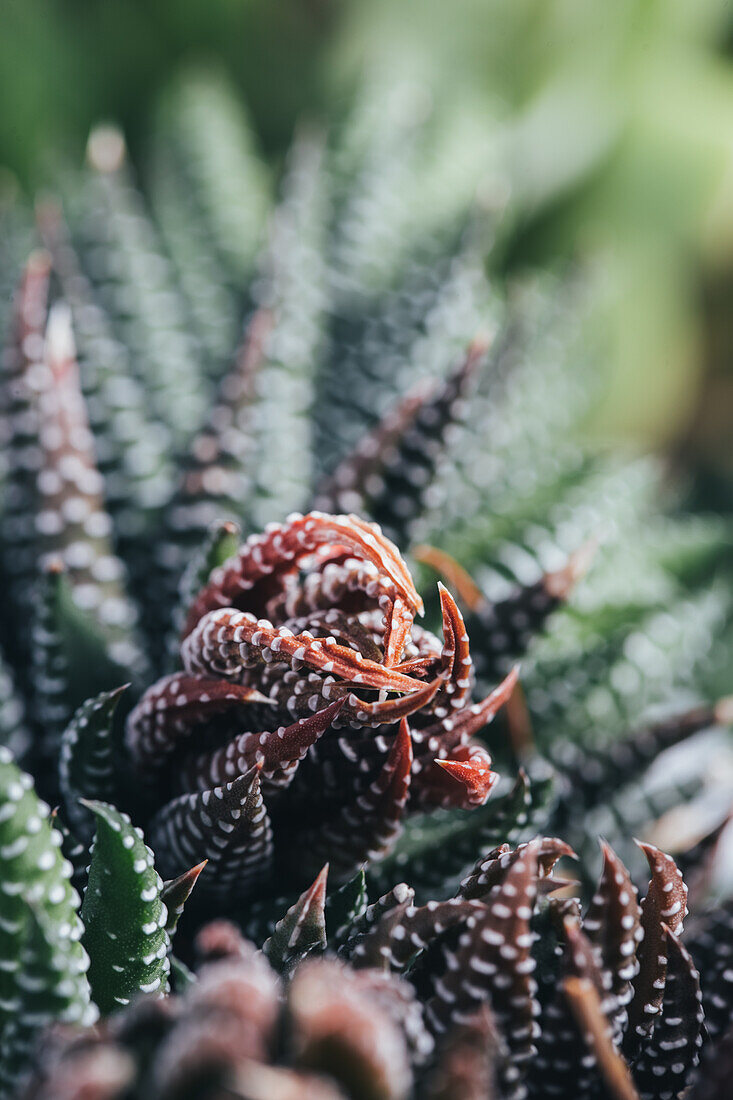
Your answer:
[126,512,513,902]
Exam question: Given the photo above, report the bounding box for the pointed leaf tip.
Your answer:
[161,859,209,933]
[434,756,498,805]
[264,864,329,972]
[393,718,414,773]
[305,862,330,907]
[626,841,687,1054]
[148,762,273,904]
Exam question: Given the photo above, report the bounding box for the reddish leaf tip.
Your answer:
[306,863,330,905]
[434,756,498,805]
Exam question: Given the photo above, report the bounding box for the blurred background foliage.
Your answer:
[1,0,732,498]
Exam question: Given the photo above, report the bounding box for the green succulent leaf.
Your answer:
[59,684,128,846]
[0,747,95,1094]
[0,648,29,761]
[64,132,209,447]
[160,860,207,934]
[326,869,369,948]
[32,565,134,770]
[0,901,97,1096]
[80,799,170,1014]
[167,520,241,657]
[263,864,329,974]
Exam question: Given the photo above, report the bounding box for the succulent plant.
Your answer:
[1,66,732,1099]
[19,841,733,1100]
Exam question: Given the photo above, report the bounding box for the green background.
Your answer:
[1,0,733,494]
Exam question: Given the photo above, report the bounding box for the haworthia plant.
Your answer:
[0,62,731,1100]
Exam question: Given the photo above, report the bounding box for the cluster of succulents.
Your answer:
[1,65,732,1099]
[15,829,733,1100]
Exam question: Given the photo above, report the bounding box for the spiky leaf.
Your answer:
[58,684,127,845]
[263,865,329,974]
[326,870,369,949]
[160,860,207,935]
[148,766,273,905]
[0,747,94,1092]
[81,800,169,1014]
[634,928,704,1100]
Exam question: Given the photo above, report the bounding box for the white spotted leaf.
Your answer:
[80,799,169,1014]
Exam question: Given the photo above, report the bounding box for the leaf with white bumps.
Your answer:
[0,747,95,1093]
[264,864,329,973]
[315,339,486,545]
[634,928,704,1100]
[148,765,273,905]
[425,839,542,1098]
[625,843,688,1055]
[31,563,135,784]
[0,902,95,1095]
[59,684,128,845]
[81,800,170,1014]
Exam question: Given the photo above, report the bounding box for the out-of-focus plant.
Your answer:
[0,0,342,180]
[328,0,733,447]
[2,0,733,449]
